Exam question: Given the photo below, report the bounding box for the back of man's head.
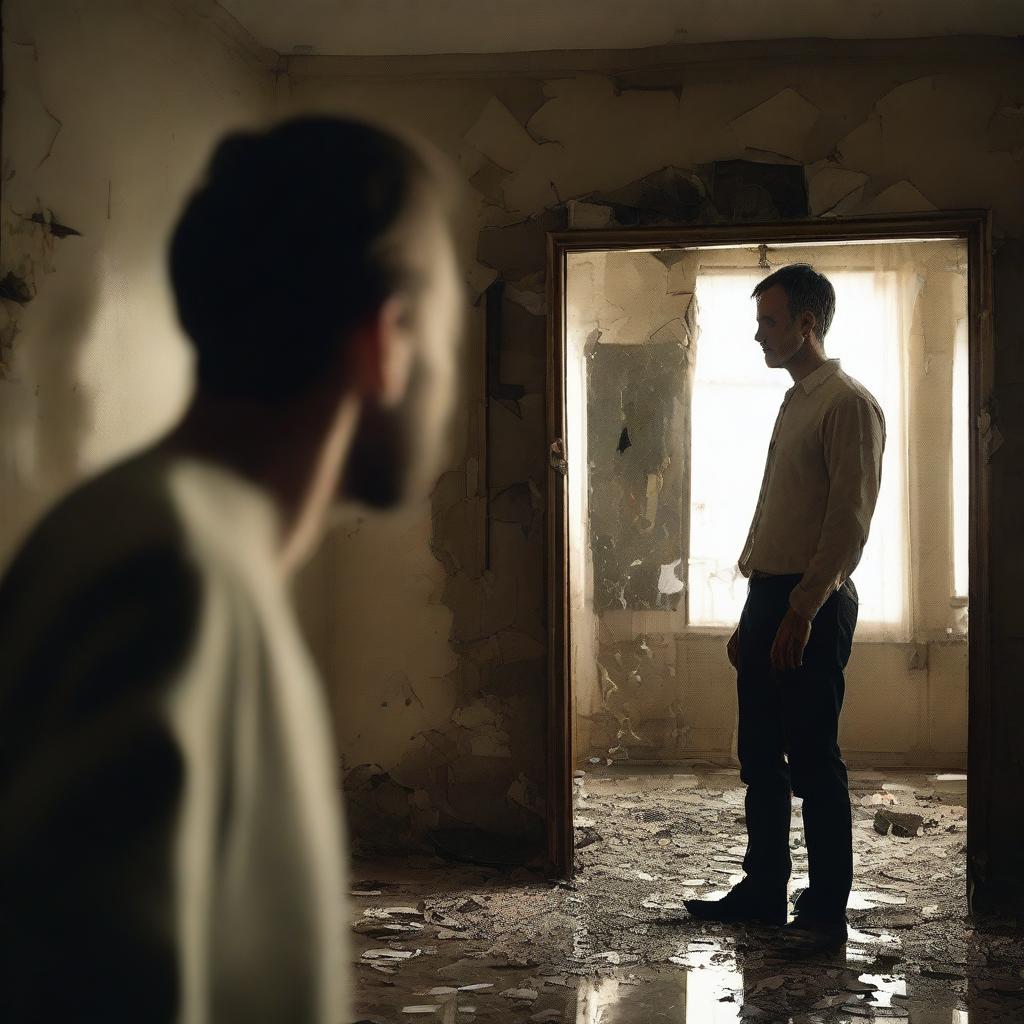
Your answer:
[169,116,449,401]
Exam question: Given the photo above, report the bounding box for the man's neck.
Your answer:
[784,338,829,385]
[156,389,358,574]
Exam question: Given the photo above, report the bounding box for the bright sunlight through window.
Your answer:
[688,269,910,635]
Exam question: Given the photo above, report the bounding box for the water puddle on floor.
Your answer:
[568,945,967,1023]
[380,933,981,1023]
[575,968,741,1023]
[356,765,1018,1023]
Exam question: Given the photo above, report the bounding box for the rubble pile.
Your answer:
[349,768,1024,1022]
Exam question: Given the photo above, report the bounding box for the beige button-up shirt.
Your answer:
[738,358,886,621]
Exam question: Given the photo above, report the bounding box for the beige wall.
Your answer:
[4,22,1023,904]
[279,39,1023,902]
[0,0,274,568]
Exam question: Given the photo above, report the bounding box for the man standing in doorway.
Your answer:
[685,263,885,949]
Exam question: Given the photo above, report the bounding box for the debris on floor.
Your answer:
[350,767,1024,1022]
[873,808,925,837]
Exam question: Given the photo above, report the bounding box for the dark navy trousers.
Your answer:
[735,572,858,919]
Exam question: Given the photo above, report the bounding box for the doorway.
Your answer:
[544,214,993,913]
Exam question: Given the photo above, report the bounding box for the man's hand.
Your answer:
[726,627,739,669]
[770,607,812,671]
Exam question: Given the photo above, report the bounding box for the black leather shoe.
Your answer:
[779,914,848,951]
[683,884,788,926]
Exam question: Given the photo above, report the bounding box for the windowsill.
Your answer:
[603,613,967,645]
[677,625,968,645]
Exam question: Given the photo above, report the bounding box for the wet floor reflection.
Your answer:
[373,933,997,1023]
[353,764,1020,1023]
[569,942,975,1024]
[575,970,741,1023]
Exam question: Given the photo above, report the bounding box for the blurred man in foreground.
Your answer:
[0,116,462,1022]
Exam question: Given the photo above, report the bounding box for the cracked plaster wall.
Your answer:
[0,0,274,567]
[281,40,1024,898]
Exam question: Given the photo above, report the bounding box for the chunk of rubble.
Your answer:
[500,987,539,1001]
[641,896,687,910]
[351,878,394,893]
[363,906,423,919]
[860,792,897,807]
[587,951,635,965]
[353,919,425,938]
[361,948,423,963]
[873,809,924,837]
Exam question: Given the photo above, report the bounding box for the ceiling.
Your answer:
[218,0,1024,57]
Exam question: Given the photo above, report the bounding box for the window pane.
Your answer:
[822,271,908,631]
[688,272,786,625]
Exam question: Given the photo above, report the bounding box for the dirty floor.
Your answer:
[351,767,1024,1022]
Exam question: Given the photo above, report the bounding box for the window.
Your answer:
[688,268,911,636]
[687,271,783,626]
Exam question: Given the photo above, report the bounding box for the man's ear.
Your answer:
[347,295,411,406]
[800,309,817,340]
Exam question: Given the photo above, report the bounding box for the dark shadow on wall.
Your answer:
[0,20,102,561]
[0,216,96,560]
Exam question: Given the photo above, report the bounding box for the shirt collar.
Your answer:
[792,358,841,396]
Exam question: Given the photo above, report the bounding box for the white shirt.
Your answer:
[0,451,348,1023]
[738,358,886,620]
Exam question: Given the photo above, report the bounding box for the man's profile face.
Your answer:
[341,208,462,509]
[754,285,806,369]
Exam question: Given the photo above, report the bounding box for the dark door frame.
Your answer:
[545,211,994,898]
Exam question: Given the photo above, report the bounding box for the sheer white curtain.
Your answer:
[688,270,785,625]
[823,263,912,640]
[688,264,914,640]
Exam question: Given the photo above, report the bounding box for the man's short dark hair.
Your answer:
[169,116,445,400]
[751,263,836,339]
